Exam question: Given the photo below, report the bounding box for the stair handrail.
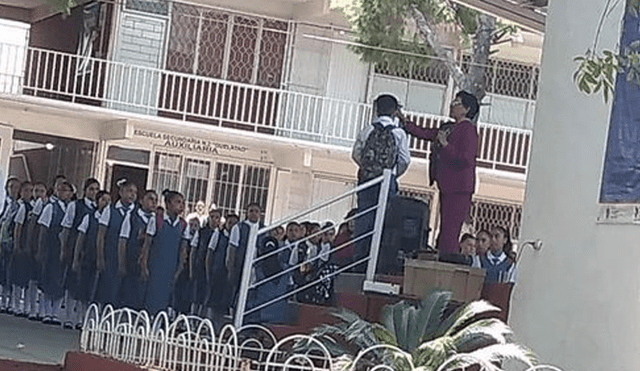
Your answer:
[233,169,393,328]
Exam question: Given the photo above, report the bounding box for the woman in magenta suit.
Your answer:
[403,91,479,255]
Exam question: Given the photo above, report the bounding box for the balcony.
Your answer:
[0,42,532,176]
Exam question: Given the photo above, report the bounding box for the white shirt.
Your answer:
[205,229,222,251]
[477,251,518,283]
[145,212,191,240]
[120,208,154,239]
[31,198,45,216]
[351,115,411,177]
[13,200,28,225]
[319,242,331,262]
[77,208,109,234]
[98,200,135,227]
[37,198,68,228]
[61,198,96,228]
[228,220,260,248]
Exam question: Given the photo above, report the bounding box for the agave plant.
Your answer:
[302,290,537,371]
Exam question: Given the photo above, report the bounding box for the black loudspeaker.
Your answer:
[376,196,431,275]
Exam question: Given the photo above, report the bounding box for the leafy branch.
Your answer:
[573,0,640,102]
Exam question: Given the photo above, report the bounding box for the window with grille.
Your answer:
[211,162,242,217]
[181,158,211,213]
[469,199,523,241]
[166,3,289,88]
[151,151,271,217]
[152,152,182,192]
[374,59,449,86]
[461,55,539,100]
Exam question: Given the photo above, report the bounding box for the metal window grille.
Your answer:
[239,165,271,219]
[461,55,539,100]
[151,151,182,192]
[374,58,449,86]
[165,3,289,88]
[469,199,523,241]
[124,0,169,15]
[152,153,271,218]
[211,162,243,217]
[181,158,211,213]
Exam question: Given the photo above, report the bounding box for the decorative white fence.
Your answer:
[0,42,531,176]
[80,303,564,371]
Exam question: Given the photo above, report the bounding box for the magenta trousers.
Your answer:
[437,192,473,255]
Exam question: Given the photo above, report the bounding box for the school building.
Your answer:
[0,0,542,244]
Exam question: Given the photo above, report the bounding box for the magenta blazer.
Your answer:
[405,120,478,194]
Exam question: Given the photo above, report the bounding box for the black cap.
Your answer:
[374,94,400,116]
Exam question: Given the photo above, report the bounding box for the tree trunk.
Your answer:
[467,13,495,102]
[409,6,496,104]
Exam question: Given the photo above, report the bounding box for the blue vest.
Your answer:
[479,254,514,283]
[233,221,266,274]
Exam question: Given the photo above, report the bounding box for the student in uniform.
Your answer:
[10,181,34,316]
[72,190,111,327]
[208,213,237,316]
[190,208,221,317]
[140,190,188,317]
[36,181,74,324]
[117,190,157,310]
[0,177,21,312]
[23,181,48,319]
[226,203,264,315]
[59,178,99,325]
[96,179,137,307]
[173,215,199,315]
[474,226,517,283]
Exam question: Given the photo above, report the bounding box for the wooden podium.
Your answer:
[480,282,515,323]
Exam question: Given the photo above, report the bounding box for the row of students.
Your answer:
[456,226,517,283]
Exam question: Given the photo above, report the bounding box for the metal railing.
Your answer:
[234,169,393,328]
[0,42,531,175]
[80,303,565,371]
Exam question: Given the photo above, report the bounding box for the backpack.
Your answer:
[359,121,399,182]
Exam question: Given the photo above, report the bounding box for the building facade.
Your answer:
[0,0,539,242]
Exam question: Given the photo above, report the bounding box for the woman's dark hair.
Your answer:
[83,178,100,192]
[59,181,73,192]
[456,91,480,119]
[116,178,137,191]
[245,202,261,211]
[19,181,33,197]
[493,225,516,262]
[96,190,110,203]
[143,189,157,198]
[459,233,476,244]
[5,176,19,191]
[162,189,183,204]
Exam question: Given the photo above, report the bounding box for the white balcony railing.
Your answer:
[0,43,531,175]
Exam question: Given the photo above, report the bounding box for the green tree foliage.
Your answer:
[47,0,76,16]
[574,0,640,102]
[346,0,517,102]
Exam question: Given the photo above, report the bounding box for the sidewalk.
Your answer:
[0,313,79,365]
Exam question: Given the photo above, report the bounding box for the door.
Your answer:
[0,124,13,215]
[108,164,148,202]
